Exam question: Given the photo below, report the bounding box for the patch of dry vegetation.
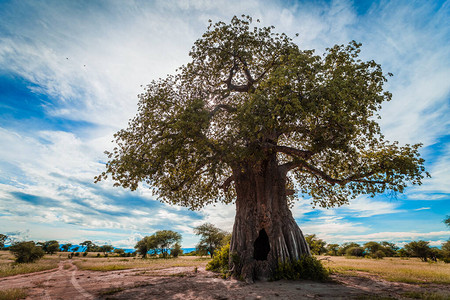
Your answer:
[0,288,28,300]
[320,256,450,284]
[73,255,210,272]
[0,251,60,278]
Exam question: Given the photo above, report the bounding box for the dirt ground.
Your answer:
[1,260,449,300]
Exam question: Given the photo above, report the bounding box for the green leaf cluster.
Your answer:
[97,15,428,210]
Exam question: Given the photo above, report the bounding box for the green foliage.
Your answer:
[326,244,339,256]
[96,15,428,211]
[194,223,228,257]
[338,242,361,256]
[404,240,431,262]
[9,241,45,263]
[373,250,386,259]
[272,255,329,281]
[80,241,95,252]
[346,246,364,257]
[37,240,59,255]
[135,230,182,258]
[305,234,327,255]
[0,234,8,249]
[444,216,450,227]
[61,243,72,252]
[171,242,183,258]
[114,248,125,255]
[99,245,114,254]
[83,252,88,257]
[135,236,156,258]
[206,243,230,274]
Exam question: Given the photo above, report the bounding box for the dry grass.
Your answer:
[0,288,28,300]
[0,251,61,278]
[73,256,210,272]
[320,256,450,284]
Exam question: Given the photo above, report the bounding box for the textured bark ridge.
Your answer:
[229,155,310,282]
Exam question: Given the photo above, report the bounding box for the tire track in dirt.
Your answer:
[42,260,95,300]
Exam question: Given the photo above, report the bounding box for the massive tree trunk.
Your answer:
[229,154,310,282]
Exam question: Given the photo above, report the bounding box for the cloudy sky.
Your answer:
[0,0,449,249]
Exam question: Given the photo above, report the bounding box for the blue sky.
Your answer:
[0,0,449,249]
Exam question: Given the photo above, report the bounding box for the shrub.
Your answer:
[9,241,45,263]
[345,246,364,257]
[83,252,88,257]
[171,243,183,258]
[206,243,230,273]
[373,250,386,259]
[74,252,80,257]
[272,255,329,281]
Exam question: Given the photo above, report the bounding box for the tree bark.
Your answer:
[229,154,310,282]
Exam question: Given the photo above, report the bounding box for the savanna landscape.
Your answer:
[1,2,449,300]
[1,249,449,300]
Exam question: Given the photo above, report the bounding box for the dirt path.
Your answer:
[1,264,449,299]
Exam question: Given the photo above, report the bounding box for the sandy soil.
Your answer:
[1,260,449,300]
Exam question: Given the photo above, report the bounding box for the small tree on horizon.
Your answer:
[154,230,182,258]
[404,240,431,262]
[9,241,45,263]
[305,234,327,255]
[0,234,8,250]
[194,223,228,258]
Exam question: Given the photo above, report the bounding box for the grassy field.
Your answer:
[0,251,61,278]
[320,256,450,284]
[73,255,210,271]
[1,250,449,286]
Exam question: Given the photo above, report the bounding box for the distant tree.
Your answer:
[135,236,158,258]
[194,223,228,258]
[404,240,431,262]
[442,240,450,254]
[363,241,383,256]
[71,246,80,252]
[338,242,360,256]
[99,245,114,255]
[397,248,410,257]
[326,244,339,256]
[61,243,72,252]
[380,241,398,257]
[0,234,8,249]
[9,241,45,263]
[80,241,95,252]
[154,230,182,258]
[113,248,125,255]
[305,234,327,255]
[444,216,450,227]
[171,242,183,258]
[346,246,364,257]
[40,240,60,255]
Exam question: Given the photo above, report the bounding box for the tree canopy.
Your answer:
[194,223,228,257]
[96,15,427,211]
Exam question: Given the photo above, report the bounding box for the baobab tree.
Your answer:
[96,16,428,281]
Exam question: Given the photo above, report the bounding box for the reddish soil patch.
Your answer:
[0,261,448,299]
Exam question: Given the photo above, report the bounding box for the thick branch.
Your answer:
[220,175,235,191]
[209,104,237,117]
[294,160,387,186]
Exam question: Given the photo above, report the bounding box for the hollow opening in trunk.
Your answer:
[253,228,270,261]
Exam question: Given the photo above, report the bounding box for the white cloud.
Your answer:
[0,0,448,246]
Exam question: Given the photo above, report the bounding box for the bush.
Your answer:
[272,255,329,281]
[345,247,364,257]
[9,241,45,263]
[83,252,88,257]
[373,250,386,259]
[206,243,230,273]
[171,243,183,258]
